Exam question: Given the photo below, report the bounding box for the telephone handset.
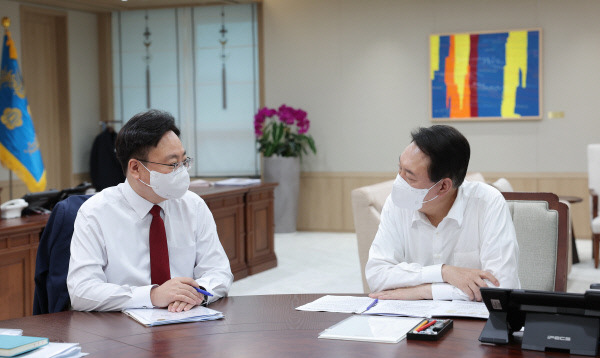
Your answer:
[0,199,28,219]
[1,198,27,209]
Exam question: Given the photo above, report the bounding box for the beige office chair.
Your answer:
[587,144,600,268]
[351,183,569,293]
[502,192,569,292]
[351,180,394,293]
[491,177,514,192]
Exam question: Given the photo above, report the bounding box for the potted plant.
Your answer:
[254,105,316,233]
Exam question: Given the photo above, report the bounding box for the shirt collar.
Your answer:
[122,179,165,220]
[410,185,467,227]
[444,185,467,226]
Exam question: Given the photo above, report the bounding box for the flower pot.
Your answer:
[263,156,300,233]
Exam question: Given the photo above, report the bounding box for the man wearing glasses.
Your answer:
[67,109,233,312]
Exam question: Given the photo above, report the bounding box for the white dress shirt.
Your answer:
[365,180,520,300]
[67,180,233,311]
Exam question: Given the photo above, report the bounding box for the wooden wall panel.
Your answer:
[297,175,344,231]
[297,172,591,240]
[341,174,395,231]
[97,13,113,122]
[20,6,71,191]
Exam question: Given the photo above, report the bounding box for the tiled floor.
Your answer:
[229,232,363,296]
[229,232,598,296]
[566,239,599,292]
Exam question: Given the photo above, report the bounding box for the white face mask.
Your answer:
[391,173,441,211]
[138,161,190,200]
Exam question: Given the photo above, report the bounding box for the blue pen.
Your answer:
[194,287,213,296]
[366,298,378,311]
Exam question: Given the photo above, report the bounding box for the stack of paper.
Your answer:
[0,329,22,336]
[0,332,84,358]
[123,306,224,327]
[214,178,261,186]
[296,295,489,319]
[189,179,213,187]
[365,299,489,319]
[20,342,84,358]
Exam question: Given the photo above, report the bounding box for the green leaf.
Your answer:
[307,136,317,154]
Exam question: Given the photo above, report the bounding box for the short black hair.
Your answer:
[115,109,181,174]
[410,125,470,188]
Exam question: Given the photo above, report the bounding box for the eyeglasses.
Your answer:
[138,157,193,173]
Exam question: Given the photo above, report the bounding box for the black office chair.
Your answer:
[33,195,91,315]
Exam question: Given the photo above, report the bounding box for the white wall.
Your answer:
[0,0,100,181]
[262,0,600,173]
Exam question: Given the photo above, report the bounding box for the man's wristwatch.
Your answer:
[198,286,209,306]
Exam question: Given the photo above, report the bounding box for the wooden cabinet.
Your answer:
[0,183,277,319]
[0,215,47,320]
[245,185,277,275]
[191,183,278,280]
[196,186,248,279]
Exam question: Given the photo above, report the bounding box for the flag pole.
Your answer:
[2,17,13,200]
[8,171,12,199]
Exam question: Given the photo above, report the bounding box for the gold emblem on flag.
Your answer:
[0,69,26,98]
[1,107,23,130]
[24,137,40,154]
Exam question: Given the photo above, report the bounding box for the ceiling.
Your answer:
[12,0,260,13]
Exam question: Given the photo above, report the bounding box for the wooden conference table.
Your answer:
[0,294,578,358]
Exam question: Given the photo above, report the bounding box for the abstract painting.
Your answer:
[430,29,541,121]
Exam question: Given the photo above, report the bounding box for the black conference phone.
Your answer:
[479,287,600,356]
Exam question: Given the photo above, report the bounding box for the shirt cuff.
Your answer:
[431,283,454,300]
[129,285,155,308]
[421,264,444,283]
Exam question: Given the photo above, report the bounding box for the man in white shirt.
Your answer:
[366,125,520,302]
[67,110,233,312]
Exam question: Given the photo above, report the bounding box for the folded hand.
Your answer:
[441,265,499,301]
[150,277,203,309]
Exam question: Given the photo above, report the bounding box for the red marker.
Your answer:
[416,319,437,332]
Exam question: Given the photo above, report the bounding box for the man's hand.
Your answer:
[150,277,203,309]
[167,300,198,313]
[368,284,433,300]
[441,265,499,301]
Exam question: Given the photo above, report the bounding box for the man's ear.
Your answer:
[438,178,454,196]
[128,159,141,180]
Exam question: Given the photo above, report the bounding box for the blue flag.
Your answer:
[0,27,46,192]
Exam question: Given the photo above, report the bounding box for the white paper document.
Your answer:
[189,179,213,187]
[296,295,376,313]
[364,299,489,319]
[0,328,23,336]
[297,295,489,319]
[318,315,423,343]
[214,178,261,186]
[20,342,86,358]
[123,305,224,327]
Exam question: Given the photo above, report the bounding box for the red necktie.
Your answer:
[149,205,171,285]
